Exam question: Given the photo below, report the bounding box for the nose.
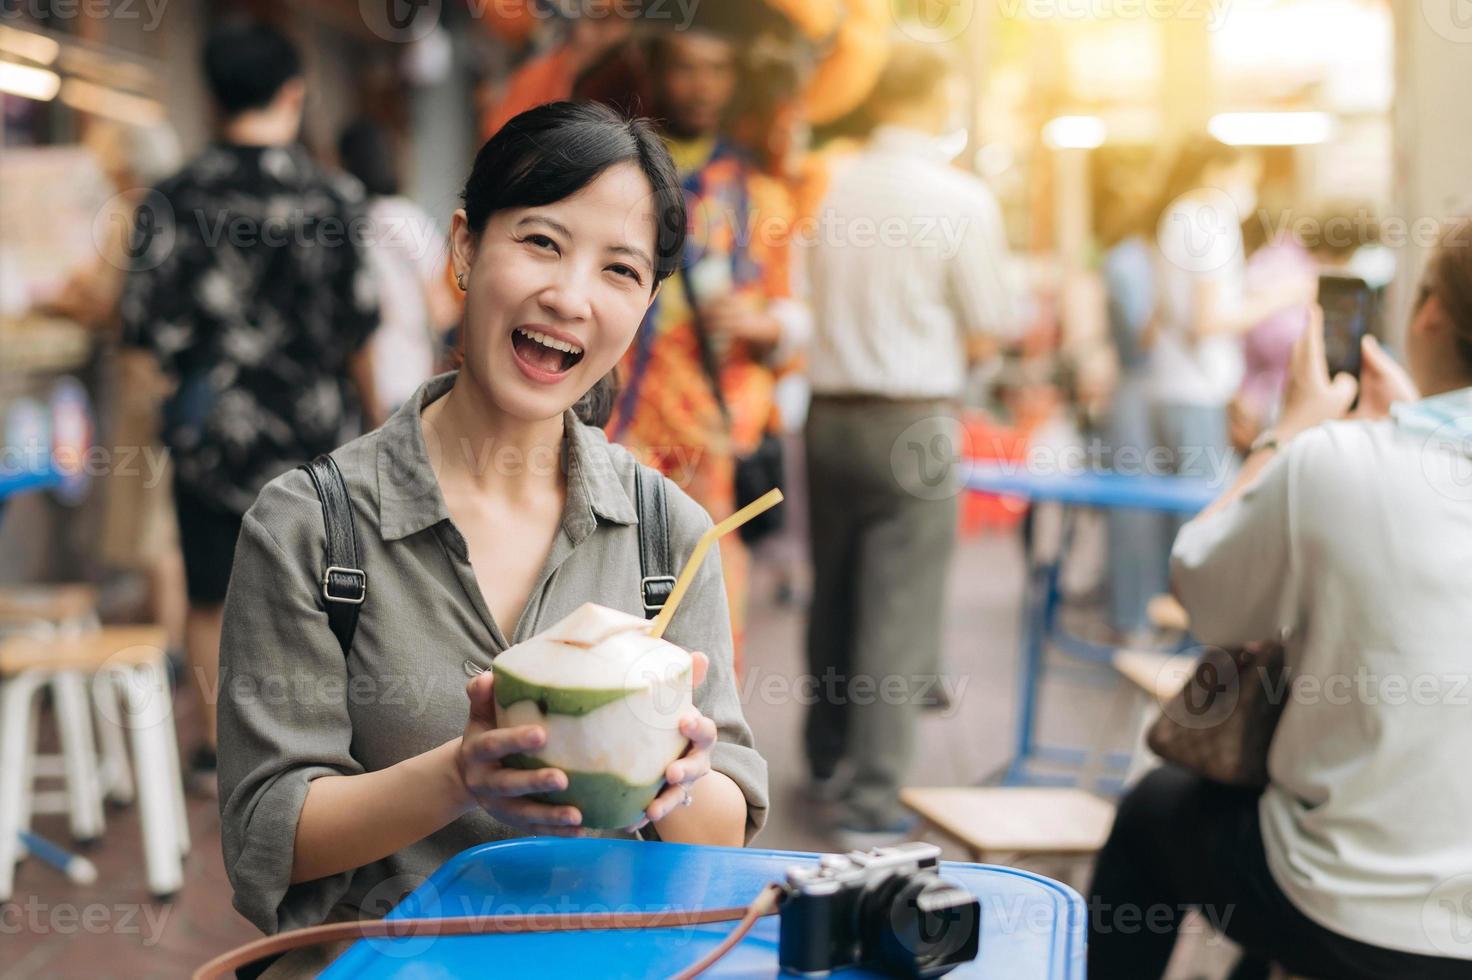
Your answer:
[536,267,594,324]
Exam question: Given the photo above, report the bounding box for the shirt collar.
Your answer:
[1391,385,1472,455]
[868,125,953,161]
[375,371,639,543]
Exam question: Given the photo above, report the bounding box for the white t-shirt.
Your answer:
[805,126,1023,399]
[363,196,446,415]
[1171,405,1472,958]
[1148,193,1247,407]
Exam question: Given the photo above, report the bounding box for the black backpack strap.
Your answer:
[634,464,675,619]
[300,454,365,657]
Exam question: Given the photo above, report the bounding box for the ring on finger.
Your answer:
[681,786,693,808]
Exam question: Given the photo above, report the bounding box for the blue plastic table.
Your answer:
[965,464,1219,788]
[0,465,61,519]
[323,838,1086,979]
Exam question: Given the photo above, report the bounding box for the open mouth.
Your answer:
[512,327,585,377]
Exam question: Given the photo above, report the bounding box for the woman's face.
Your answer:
[450,161,660,423]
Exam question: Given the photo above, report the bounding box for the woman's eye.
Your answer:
[524,234,558,252]
[609,264,642,284]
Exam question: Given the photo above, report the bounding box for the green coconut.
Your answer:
[492,602,693,829]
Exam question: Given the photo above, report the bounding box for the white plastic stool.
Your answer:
[0,625,189,900]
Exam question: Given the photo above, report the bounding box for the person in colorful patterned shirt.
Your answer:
[607,24,802,671]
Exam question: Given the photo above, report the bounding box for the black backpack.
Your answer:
[299,455,676,657]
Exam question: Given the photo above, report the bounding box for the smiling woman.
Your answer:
[447,103,685,428]
[214,102,768,977]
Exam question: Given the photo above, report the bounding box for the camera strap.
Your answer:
[192,884,783,980]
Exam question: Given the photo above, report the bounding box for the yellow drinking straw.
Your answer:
[647,488,784,640]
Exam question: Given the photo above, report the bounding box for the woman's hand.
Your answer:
[456,671,585,836]
[625,651,718,832]
[1275,304,1359,442]
[700,295,781,346]
[1351,335,1419,421]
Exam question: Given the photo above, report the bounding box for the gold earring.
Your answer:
[456,272,466,291]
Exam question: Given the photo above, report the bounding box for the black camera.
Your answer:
[778,841,980,978]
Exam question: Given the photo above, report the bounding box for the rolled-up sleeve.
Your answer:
[218,480,365,934]
[1171,444,1299,647]
[659,486,770,845]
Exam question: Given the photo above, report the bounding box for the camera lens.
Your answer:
[861,873,981,979]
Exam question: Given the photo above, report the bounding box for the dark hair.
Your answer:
[1148,136,1249,232]
[1424,215,1472,371]
[459,101,686,427]
[202,20,302,117]
[867,40,953,112]
[338,119,399,197]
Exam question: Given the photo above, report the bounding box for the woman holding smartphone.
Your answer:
[215,103,768,970]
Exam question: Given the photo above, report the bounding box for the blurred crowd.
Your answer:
[13,2,1472,976]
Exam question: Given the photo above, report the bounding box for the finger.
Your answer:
[666,750,711,787]
[465,671,498,727]
[1329,372,1360,412]
[471,765,568,798]
[645,783,687,823]
[1293,304,1328,382]
[468,724,547,762]
[481,796,583,828]
[689,651,709,690]
[679,712,718,749]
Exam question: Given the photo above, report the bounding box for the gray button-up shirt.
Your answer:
[217,372,769,935]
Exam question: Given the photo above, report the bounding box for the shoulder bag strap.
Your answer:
[634,463,675,619]
[300,454,366,657]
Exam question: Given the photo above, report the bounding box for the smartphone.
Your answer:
[1317,272,1375,378]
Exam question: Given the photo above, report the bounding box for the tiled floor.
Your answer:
[2,528,1232,978]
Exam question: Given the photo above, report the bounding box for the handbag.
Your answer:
[1145,640,1289,788]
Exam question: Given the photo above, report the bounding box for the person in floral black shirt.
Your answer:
[120,19,380,773]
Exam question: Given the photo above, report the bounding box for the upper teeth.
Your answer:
[517,328,582,355]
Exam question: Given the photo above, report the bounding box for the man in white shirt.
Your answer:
[1088,228,1472,978]
[800,41,1022,847]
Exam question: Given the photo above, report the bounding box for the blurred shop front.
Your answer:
[0,0,479,596]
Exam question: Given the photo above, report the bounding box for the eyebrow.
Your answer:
[516,214,654,275]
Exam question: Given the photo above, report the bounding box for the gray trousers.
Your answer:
[803,397,960,827]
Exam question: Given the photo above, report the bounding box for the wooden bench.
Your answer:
[0,625,168,675]
[900,786,1116,865]
[1111,648,1197,704]
[0,584,98,625]
[1146,593,1190,634]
